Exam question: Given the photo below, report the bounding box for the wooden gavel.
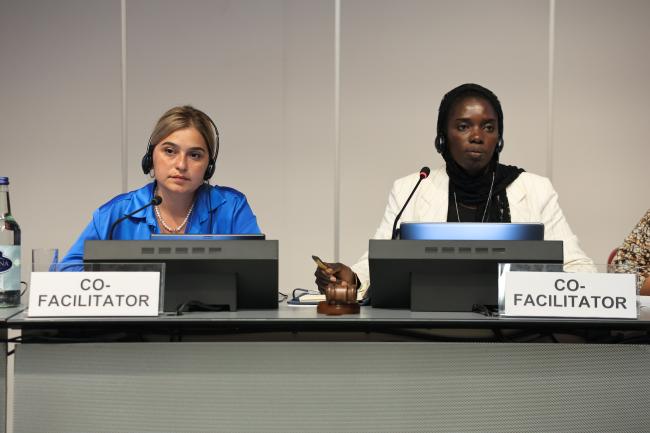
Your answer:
[324,284,357,304]
[317,283,360,315]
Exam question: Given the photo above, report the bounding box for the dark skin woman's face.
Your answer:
[446,96,499,176]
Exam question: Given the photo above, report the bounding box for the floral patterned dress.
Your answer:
[613,209,650,288]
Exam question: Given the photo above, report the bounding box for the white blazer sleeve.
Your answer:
[522,175,594,270]
[351,175,414,297]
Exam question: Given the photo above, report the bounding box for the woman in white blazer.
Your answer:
[315,84,593,297]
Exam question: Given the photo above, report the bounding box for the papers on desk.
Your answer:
[287,291,325,306]
[287,290,363,306]
[294,293,326,303]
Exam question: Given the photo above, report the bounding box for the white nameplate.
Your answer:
[502,271,637,319]
[28,272,160,317]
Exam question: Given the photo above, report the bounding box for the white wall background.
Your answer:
[1,0,648,293]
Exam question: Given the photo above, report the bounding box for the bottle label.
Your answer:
[0,245,21,292]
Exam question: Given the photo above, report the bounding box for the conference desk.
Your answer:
[0,307,25,433]
[8,305,650,433]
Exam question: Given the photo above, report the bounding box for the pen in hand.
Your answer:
[312,255,337,293]
[312,255,328,271]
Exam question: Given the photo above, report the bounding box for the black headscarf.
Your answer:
[436,84,525,222]
[444,151,524,222]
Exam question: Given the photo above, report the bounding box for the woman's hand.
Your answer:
[314,261,356,294]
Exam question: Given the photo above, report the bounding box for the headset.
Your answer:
[435,133,504,155]
[141,113,220,181]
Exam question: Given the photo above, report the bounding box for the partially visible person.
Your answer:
[62,105,260,263]
[316,83,594,296]
[613,209,650,295]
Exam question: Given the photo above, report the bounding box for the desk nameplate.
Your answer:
[500,271,637,319]
[28,272,160,317]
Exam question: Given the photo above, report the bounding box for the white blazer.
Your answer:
[351,167,594,295]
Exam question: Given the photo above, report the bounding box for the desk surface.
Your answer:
[0,306,25,325]
[8,303,650,332]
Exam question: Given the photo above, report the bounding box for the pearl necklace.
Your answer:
[154,199,195,233]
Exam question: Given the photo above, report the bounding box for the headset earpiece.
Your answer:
[141,142,154,174]
[435,134,446,154]
[204,160,216,180]
[203,116,219,181]
[496,136,504,153]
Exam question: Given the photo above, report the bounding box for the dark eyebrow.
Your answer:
[452,117,497,126]
[453,117,497,122]
[160,142,207,152]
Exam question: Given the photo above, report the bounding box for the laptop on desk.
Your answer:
[369,223,561,312]
[84,239,278,313]
[399,222,544,241]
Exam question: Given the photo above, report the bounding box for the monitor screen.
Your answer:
[399,222,544,241]
[84,240,278,312]
[369,239,563,311]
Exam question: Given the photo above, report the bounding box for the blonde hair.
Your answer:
[149,105,218,159]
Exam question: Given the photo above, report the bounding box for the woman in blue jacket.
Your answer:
[62,105,261,263]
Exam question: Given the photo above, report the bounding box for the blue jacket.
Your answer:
[62,182,261,263]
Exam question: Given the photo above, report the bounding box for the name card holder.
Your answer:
[28,262,165,317]
[497,263,638,319]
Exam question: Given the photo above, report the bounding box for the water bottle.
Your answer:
[0,177,21,307]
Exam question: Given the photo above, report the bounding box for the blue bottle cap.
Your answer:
[0,177,8,185]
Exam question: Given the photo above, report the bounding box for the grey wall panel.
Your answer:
[553,0,650,264]
[280,0,336,287]
[125,0,286,212]
[0,0,123,282]
[339,0,550,264]
[126,0,334,291]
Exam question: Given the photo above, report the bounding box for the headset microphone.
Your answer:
[391,167,430,240]
[109,196,162,240]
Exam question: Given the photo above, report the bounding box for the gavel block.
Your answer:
[317,284,360,315]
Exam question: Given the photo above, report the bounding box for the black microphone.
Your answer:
[391,167,430,240]
[109,196,162,240]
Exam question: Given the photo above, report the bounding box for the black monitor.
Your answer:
[369,239,563,311]
[84,239,278,312]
